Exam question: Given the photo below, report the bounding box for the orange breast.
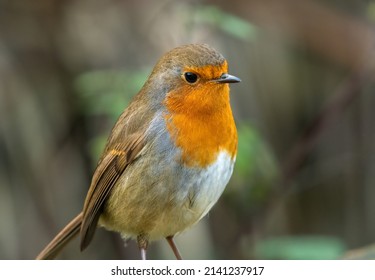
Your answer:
[163,82,237,168]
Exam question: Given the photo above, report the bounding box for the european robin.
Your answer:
[36,43,240,260]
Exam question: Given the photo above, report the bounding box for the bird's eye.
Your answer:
[184,72,198,84]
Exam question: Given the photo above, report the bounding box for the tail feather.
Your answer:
[36,212,83,260]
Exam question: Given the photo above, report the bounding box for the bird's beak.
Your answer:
[216,73,241,84]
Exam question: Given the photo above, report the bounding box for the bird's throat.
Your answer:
[164,86,237,168]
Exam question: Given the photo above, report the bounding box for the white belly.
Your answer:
[148,150,235,239]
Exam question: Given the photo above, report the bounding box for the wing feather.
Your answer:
[80,132,145,251]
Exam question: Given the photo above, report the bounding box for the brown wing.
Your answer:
[80,132,145,251]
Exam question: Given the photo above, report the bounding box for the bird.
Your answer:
[36,43,240,260]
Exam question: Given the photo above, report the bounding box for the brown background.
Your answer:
[0,0,374,259]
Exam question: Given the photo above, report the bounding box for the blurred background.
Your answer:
[1,0,375,260]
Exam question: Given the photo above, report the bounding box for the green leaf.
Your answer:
[227,123,279,206]
[192,6,258,41]
[74,69,149,119]
[367,2,375,22]
[255,236,346,260]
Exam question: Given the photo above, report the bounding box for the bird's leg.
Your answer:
[166,235,183,260]
[137,234,149,260]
